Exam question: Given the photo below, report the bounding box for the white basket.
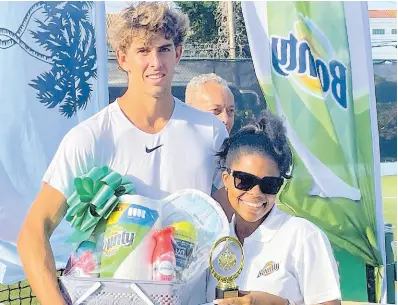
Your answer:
[58,276,185,305]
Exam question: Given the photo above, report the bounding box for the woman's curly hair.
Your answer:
[217,110,293,179]
[107,1,190,53]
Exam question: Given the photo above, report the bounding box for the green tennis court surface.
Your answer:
[382,175,397,240]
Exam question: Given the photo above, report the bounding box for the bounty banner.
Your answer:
[0,1,108,284]
[242,1,387,302]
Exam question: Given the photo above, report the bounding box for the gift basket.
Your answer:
[58,277,184,305]
[58,166,230,305]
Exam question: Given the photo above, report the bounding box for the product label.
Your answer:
[158,261,174,276]
[173,239,194,269]
[100,202,159,278]
[153,259,176,281]
[103,227,135,256]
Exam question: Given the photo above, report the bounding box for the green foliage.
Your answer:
[176,1,251,58]
[176,1,219,44]
[234,2,251,58]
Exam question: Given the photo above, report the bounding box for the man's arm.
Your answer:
[17,183,68,305]
[212,187,233,222]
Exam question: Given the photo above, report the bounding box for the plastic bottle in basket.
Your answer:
[172,221,198,281]
[152,227,176,281]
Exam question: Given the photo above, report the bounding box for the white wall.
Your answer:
[369,17,397,60]
[381,162,397,176]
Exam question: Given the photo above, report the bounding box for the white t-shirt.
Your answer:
[43,98,228,199]
[205,206,341,305]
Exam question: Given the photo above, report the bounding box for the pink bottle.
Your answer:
[152,227,176,281]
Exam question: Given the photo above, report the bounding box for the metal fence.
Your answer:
[107,42,250,60]
[109,58,397,161]
[109,57,269,133]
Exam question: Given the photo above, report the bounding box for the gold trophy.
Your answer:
[209,236,244,299]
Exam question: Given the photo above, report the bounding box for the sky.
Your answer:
[105,1,397,13]
[368,0,397,9]
[105,1,130,13]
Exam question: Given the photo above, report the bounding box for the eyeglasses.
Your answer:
[226,168,284,195]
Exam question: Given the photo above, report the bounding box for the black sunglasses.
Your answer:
[226,168,284,195]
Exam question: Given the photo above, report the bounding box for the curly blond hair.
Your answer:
[107,2,190,53]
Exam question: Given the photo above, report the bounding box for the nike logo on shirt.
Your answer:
[145,144,163,153]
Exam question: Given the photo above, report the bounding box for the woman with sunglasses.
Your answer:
[207,111,341,305]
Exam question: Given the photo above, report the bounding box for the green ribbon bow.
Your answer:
[65,166,135,247]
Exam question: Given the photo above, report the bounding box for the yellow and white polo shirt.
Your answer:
[206,206,341,305]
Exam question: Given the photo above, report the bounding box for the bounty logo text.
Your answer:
[257,261,280,278]
[103,230,135,256]
[271,32,348,109]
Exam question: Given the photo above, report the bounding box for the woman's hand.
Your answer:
[214,291,288,305]
[214,294,254,305]
[213,292,341,305]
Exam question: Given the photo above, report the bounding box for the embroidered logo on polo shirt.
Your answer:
[257,261,279,278]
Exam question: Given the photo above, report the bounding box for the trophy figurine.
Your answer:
[209,236,244,299]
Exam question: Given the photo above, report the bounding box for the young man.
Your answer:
[186,73,236,133]
[17,3,232,305]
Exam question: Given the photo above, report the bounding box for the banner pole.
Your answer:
[356,2,387,302]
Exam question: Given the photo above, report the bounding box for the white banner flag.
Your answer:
[0,1,108,284]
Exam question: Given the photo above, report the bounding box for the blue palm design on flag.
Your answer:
[0,1,97,118]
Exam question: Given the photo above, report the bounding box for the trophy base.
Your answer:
[215,286,239,299]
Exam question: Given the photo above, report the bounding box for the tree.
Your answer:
[176,1,251,58]
[175,2,219,44]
